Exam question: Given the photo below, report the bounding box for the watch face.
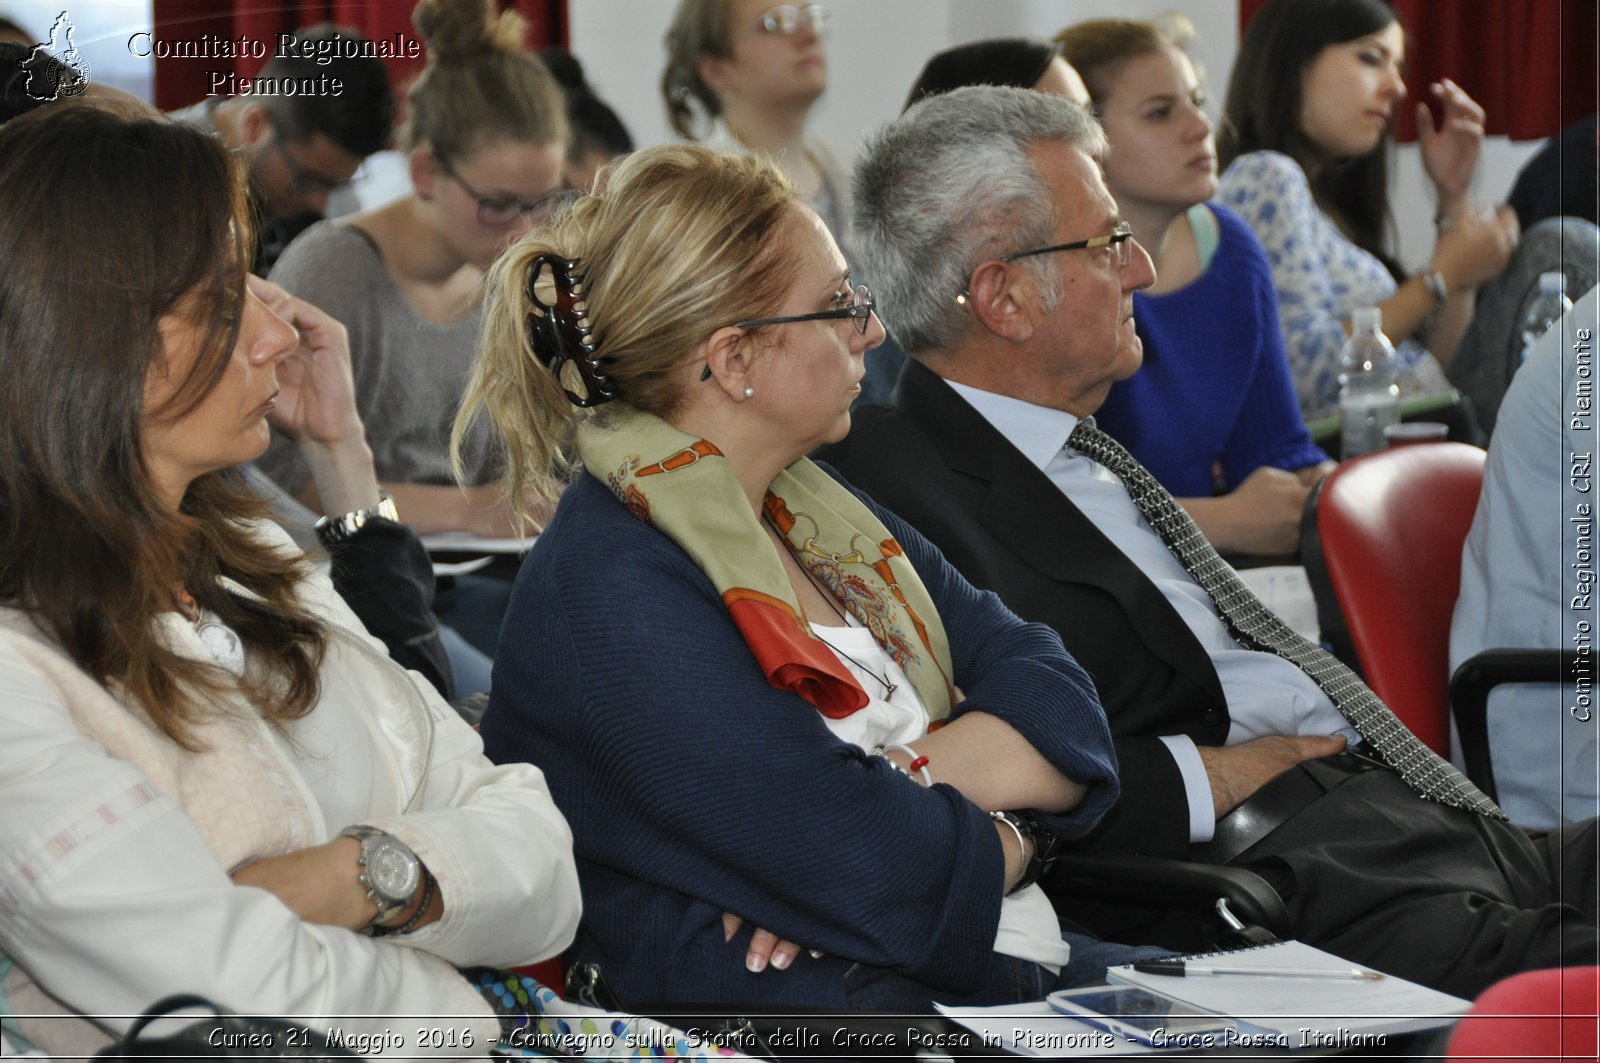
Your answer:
[369,840,420,903]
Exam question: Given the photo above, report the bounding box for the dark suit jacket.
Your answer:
[818,359,1230,862]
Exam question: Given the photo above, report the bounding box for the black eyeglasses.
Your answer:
[442,163,577,227]
[1004,220,1135,267]
[700,284,876,380]
[755,3,831,34]
[271,132,359,197]
[736,284,875,334]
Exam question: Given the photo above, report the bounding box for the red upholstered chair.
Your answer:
[1446,967,1599,1062]
[1301,442,1486,757]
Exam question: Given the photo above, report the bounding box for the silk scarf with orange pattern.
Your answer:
[577,406,954,720]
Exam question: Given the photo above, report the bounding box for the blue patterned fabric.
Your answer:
[1217,151,1444,420]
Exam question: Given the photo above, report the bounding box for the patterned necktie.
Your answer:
[1066,421,1504,819]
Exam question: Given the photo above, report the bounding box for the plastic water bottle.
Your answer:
[1519,271,1573,364]
[1338,306,1400,459]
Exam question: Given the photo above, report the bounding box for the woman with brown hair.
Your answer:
[0,102,578,1056]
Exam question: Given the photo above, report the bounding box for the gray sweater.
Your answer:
[258,222,497,496]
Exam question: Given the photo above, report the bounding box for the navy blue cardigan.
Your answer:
[482,467,1118,1007]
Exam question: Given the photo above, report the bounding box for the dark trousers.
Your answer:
[1234,766,1599,999]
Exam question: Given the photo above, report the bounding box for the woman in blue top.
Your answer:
[1057,16,1333,557]
[461,142,1162,1010]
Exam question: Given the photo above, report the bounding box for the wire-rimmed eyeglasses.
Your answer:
[441,163,577,228]
[958,221,1135,304]
[1004,219,1135,267]
[756,3,832,35]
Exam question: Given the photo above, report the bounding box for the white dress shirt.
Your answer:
[947,382,1358,842]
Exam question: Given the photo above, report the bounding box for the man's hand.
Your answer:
[1196,734,1348,819]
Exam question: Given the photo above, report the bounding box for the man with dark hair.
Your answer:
[822,84,1599,999]
[170,24,395,270]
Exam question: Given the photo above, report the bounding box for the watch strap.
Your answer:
[315,490,400,547]
[341,824,418,932]
[990,810,1060,895]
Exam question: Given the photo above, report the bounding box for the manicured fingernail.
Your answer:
[809,949,824,959]
[747,953,767,973]
[771,952,790,971]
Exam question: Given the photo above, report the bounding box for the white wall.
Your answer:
[6,0,154,101]
[570,0,1537,271]
[570,0,1241,165]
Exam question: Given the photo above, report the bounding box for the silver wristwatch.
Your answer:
[341,825,421,933]
[315,490,399,547]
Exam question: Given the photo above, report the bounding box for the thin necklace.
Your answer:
[767,517,899,698]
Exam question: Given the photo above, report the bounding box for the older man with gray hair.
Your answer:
[819,84,1598,997]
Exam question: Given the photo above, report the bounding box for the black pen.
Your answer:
[1133,960,1384,981]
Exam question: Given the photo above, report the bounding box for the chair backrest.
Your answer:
[1446,966,1599,1063]
[1302,442,1487,755]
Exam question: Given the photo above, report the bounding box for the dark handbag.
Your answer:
[97,994,361,1062]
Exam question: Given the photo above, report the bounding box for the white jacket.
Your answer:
[0,522,580,1058]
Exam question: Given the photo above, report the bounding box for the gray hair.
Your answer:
[851,85,1105,354]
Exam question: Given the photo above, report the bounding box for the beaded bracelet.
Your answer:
[870,744,932,786]
[884,742,933,786]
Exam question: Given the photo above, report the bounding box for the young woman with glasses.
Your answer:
[1055,15,1333,557]
[461,142,1170,1011]
[662,0,851,259]
[256,0,569,553]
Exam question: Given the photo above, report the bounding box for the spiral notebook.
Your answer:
[1107,940,1471,1040]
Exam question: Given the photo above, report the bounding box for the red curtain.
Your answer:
[151,0,567,112]
[1238,0,1595,142]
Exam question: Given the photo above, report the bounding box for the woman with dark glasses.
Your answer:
[463,143,1168,1011]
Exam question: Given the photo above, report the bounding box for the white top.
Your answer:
[812,616,1072,973]
[0,521,580,1058]
[947,381,1358,842]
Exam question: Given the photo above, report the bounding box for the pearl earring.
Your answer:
[743,386,755,399]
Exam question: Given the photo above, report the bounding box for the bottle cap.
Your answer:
[1539,271,1567,293]
[1352,306,1381,332]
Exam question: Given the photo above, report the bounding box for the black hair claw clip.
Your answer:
[525,253,616,408]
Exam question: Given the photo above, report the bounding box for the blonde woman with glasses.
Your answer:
[462,142,1171,1011]
[663,0,851,258]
